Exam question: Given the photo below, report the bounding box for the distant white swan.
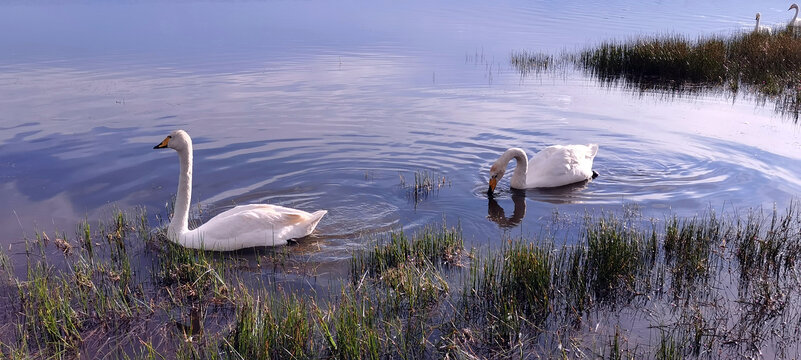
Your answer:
[755,13,772,33]
[487,144,599,195]
[790,4,801,26]
[154,130,326,251]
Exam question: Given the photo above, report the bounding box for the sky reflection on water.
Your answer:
[1,0,801,262]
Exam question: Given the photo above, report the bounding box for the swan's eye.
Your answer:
[168,136,172,139]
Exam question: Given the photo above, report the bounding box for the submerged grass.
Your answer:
[7,204,801,358]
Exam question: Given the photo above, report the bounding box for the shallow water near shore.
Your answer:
[2,1,801,271]
[5,0,801,358]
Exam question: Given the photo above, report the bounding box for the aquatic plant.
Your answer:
[351,223,463,280]
[230,286,314,360]
[6,204,801,358]
[511,28,801,118]
[510,50,553,76]
[576,30,801,118]
[399,169,451,205]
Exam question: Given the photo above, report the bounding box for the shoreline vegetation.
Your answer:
[512,27,801,119]
[2,203,801,358]
[3,26,801,360]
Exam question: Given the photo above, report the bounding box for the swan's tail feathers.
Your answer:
[587,144,599,158]
[307,210,328,233]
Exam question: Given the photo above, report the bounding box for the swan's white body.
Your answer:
[488,144,599,192]
[790,4,801,27]
[154,130,326,251]
[755,13,772,33]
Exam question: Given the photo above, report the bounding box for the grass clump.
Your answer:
[573,30,801,117]
[663,215,721,295]
[229,286,314,360]
[399,170,451,206]
[460,240,552,352]
[735,205,801,286]
[18,263,83,355]
[351,223,463,280]
[5,209,154,358]
[154,241,229,303]
[584,215,656,302]
[511,50,553,76]
[379,260,449,314]
[580,35,727,86]
[318,288,382,360]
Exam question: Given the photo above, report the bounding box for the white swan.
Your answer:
[755,13,772,33]
[153,130,327,251]
[487,144,599,195]
[790,4,801,27]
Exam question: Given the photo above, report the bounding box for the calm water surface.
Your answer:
[2,0,801,268]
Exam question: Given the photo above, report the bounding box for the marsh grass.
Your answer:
[399,170,451,206]
[579,30,801,118]
[322,288,382,360]
[584,215,656,303]
[510,29,801,118]
[7,205,801,358]
[663,215,722,297]
[351,223,463,280]
[511,50,553,76]
[229,285,314,359]
[154,240,231,304]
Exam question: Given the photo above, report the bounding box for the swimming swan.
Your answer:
[153,130,327,251]
[790,4,801,27]
[755,13,772,33]
[487,144,599,195]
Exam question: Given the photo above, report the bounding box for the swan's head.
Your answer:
[487,163,506,196]
[756,12,761,20]
[790,3,799,11]
[153,129,192,152]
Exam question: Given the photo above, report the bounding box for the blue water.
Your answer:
[1,0,801,265]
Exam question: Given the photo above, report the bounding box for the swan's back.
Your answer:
[187,204,327,250]
[526,144,598,188]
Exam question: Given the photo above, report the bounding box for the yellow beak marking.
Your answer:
[154,137,170,149]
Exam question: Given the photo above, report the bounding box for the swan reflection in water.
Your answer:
[486,180,592,228]
[487,189,527,228]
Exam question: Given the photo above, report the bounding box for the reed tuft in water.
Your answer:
[575,30,801,117]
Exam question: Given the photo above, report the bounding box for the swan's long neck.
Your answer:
[168,144,193,240]
[755,16,761,31]
[794,8,799,24]
[500,148,528,189]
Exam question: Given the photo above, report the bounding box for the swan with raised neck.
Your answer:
[754,13,771,34]
[153,129,327,250]
[790,4,800,26]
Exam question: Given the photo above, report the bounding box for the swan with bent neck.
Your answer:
[487,144,599,195]
[153,130,327,251]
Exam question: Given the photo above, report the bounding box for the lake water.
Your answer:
[2,0,801,268]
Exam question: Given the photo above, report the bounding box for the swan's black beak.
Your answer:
[153,137,170,149]
[487,178,497,197]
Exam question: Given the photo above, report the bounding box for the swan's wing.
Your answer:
[527,144,597,187]
[192,204,326,249]
[204,204,311,227]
